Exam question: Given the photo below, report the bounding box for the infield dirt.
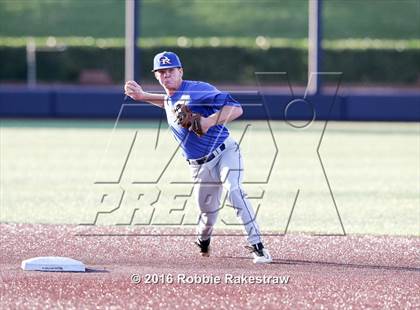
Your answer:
[1,224,419,309]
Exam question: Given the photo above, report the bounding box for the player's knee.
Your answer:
[223,179,241,192]
[228,188,247,203]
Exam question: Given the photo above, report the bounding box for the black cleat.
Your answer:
[195,238,211,257]
[246,242,273,264]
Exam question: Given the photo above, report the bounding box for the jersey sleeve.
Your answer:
[212,93,241,109]
[191,82,241,110]
[193,82,221,104]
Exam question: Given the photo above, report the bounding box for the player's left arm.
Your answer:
[200,105,243,134]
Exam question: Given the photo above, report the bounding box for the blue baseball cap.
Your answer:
[152,51,182,72]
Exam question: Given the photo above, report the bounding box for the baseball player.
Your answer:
[124,51,272,264]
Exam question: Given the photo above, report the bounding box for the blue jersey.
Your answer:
[164,80,240,160]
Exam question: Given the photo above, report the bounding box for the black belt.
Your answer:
[187,143,226,165]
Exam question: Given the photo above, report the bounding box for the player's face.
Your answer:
[154,67,183,91]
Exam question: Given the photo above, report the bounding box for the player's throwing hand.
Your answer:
[124,80,145,101]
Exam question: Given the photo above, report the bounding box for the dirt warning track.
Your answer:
[1,224,419,309]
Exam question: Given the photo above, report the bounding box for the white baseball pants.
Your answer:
[189,136,262,245]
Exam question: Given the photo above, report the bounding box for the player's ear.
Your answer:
[154,71,159,80]
[179,68,183,77]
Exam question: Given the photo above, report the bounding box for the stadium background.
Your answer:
[0,0,419,86]
[0,0,418,234]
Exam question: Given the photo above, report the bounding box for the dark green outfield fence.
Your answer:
[1,47,419,85]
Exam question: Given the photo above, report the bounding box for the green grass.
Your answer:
[0,119,419,236]
[0,0,418,39]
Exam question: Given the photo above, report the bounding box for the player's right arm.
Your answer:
[124,80,165,108]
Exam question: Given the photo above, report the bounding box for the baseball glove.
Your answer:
[174,103,204,137]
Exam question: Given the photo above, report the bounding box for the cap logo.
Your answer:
[160,56,171,65]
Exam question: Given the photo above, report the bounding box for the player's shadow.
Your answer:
[219,256,420,273]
